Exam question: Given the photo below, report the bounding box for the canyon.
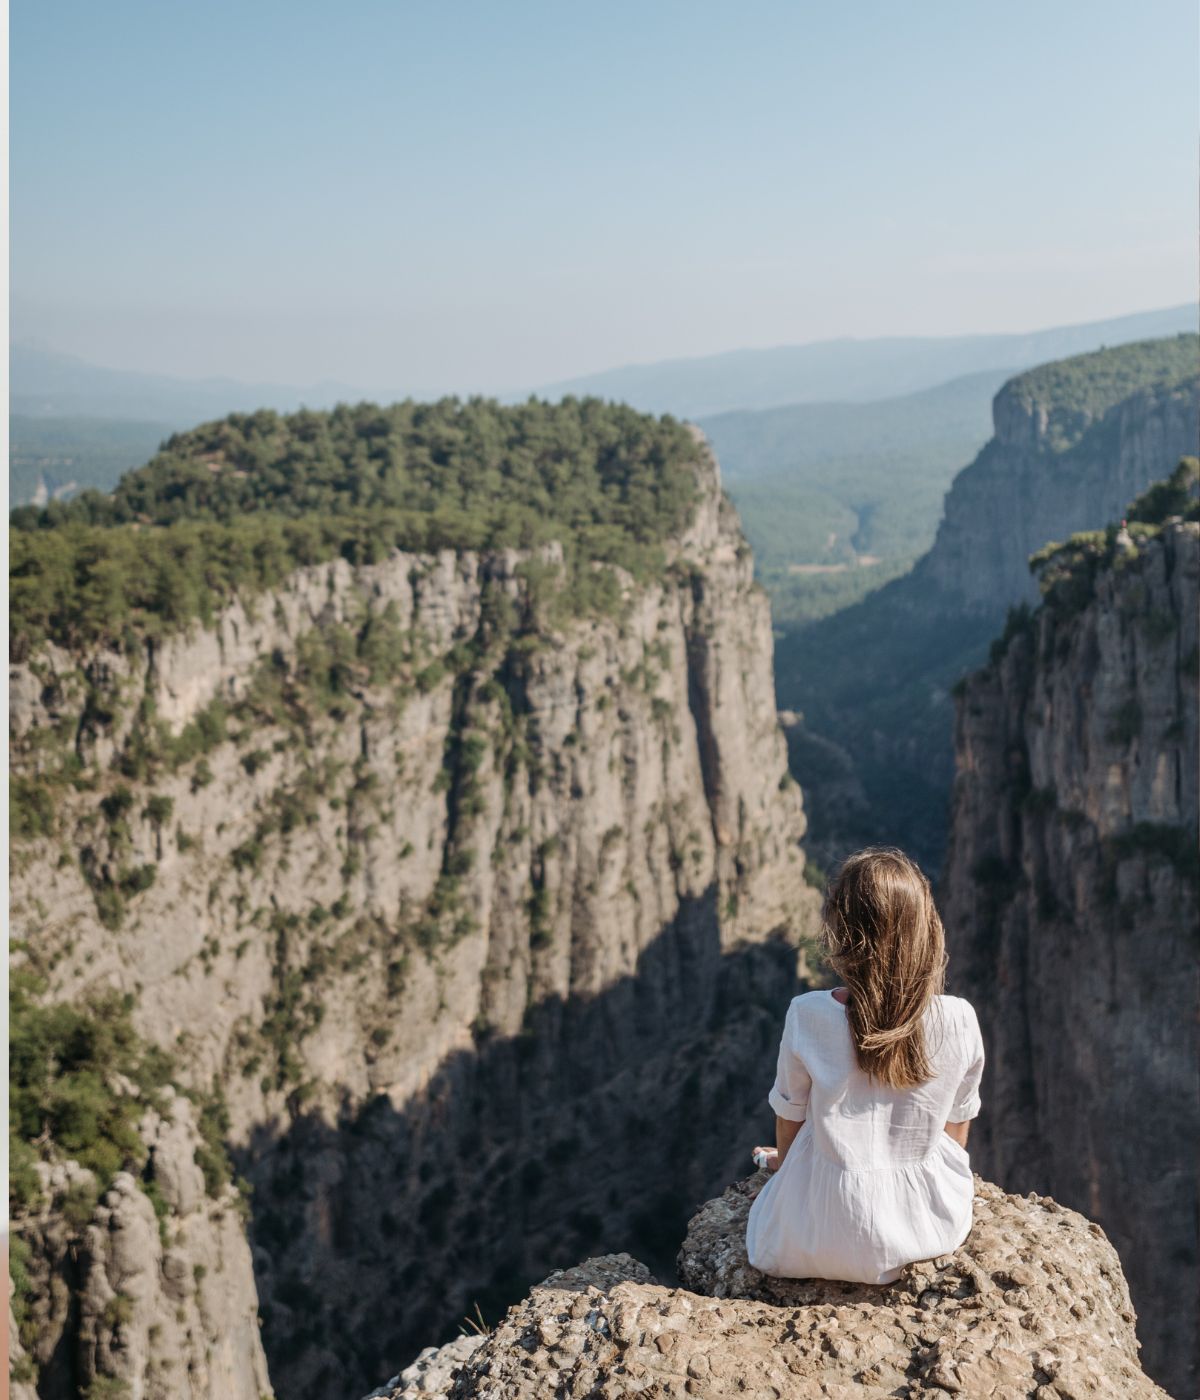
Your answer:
[9,429,820,1399]
[10,366,1198,1400]
[778,335,1200,872]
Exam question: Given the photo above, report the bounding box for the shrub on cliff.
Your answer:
[8,973,177,1205]
[8,972,238,1214]
[1030,457,1199,614]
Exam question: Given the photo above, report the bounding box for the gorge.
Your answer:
[9,363,1198,1400]
[778,334,1200,872]
[9,402,819,1399]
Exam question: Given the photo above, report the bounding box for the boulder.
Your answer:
[363,1174,1164,1398]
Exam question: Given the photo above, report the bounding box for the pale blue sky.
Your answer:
[10,0,1198,394]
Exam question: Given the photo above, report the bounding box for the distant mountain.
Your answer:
[10,342,366,423]
[533,305,1199,418]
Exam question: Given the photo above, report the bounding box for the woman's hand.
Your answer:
[752,1145,780,1172]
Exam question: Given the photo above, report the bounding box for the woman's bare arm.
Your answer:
[944,1119,970,1148]
[753,1114,806,1172]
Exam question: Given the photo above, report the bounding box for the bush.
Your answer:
[9,973,175,1203]
[142,794,174,828]
[803,859,827,891]
[11,777,57,840]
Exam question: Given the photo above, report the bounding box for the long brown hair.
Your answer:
[820,847,947,1089]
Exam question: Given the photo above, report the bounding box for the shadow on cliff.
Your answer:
[237,884,811,1400]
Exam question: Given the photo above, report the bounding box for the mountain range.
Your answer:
[533,304,1199,417]
[11,303,1197,428]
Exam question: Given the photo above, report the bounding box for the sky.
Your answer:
[9,0,1199,395]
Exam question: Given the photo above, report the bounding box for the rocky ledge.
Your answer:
[361,1173,1164,1399]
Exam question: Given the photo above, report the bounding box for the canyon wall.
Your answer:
[10,440,820,1399]
[11,1093,271,1400]
[941,516,1199,1398]
[917,362,1200,608]
[778,336,1200,871]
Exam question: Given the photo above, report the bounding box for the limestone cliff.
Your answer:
[941,513,1199,1397]
[11,1092,271,1400]
[917,346,1200,609]
[10,437,819,1399]
[359,1172,1166,1399]
[777,333,1200,870]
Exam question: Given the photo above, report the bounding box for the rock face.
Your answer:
[10,440,819,1399]
[366,1172,1164,1399]
[777,337,1200,871]
[12,1093,271,1400]
[941,519,1199,1398]
[918,364,1200,609]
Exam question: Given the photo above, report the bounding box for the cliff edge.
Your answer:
[360,1172,1164,1399]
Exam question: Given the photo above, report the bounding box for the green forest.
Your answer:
[10,398,701,656]
[704,369,1005,627]
[1004,333,1199,451]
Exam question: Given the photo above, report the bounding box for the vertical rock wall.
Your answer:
[10,442,820,1399]
[941,520,1199,1397]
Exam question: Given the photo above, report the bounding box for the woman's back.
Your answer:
[779,990,983,1169]
[746,987,985,1284]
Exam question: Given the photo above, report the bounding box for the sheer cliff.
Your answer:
[917,335,1200,608]
[777,334,1200,870]
[9,404,820,1400]
[941,483,1199,1398]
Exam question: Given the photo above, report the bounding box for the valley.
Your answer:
[8,331,1199,1400]
[8,402,820,1399]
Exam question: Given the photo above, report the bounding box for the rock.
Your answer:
[782,342,1200,873]
[13,1094,272,1400]
[428,1173,1165,1399]
[357,1259,651,1398]
[10,438,820,1400]
[943,519,1199,1398]
[362,1335,486,1399]
[922,367,1199,610]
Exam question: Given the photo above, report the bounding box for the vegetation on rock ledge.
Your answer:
[10,397,701,656]
[1030,457,1199,614]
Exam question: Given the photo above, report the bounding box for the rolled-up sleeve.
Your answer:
[950,1002,985,1121]
[767,1001,812,1122]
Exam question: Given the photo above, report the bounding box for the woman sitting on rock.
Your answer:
[747,846,984,1284]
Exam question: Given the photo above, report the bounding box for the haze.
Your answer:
[10,0,1198,396]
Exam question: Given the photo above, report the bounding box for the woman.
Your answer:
[746,847,984,1284]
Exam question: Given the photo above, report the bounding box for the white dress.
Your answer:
[745,989,985,1284]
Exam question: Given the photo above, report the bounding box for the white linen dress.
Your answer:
[745,988,985,1284]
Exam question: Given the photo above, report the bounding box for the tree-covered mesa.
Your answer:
[1002,333,1199,452]
[10,397,701,657]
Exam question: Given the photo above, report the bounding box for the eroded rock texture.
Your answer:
[12,1092,271,1400]
[942,520,1199,1397]
[919,366,1200,610]
[362,1173,1163,1399]
[11,440,819,1398]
